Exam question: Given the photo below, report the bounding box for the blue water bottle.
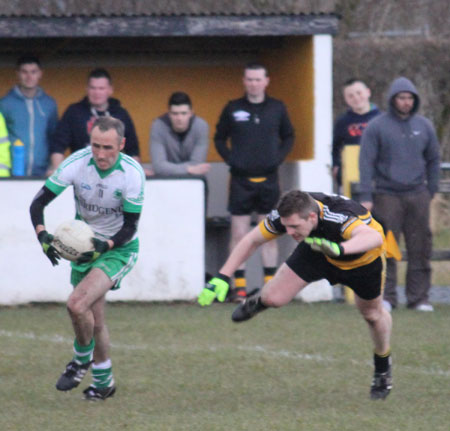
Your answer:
[12,139,26,176]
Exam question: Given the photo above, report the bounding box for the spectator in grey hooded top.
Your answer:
[150,92,210,176]
[359,76,440,312]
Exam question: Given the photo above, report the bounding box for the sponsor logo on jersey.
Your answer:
[78,196,123,216]
[81,182,91,190]
[347,122,368,137]
[233,110,251,122]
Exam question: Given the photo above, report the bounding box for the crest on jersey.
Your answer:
[113,189,123,200]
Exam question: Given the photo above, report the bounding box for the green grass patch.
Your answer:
[433,228,450,248]
[0,302,449,431]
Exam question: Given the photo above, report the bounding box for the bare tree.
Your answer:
[334,0,450,159]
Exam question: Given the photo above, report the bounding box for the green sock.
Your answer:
[73,338,95,365]
[91,359,114,388]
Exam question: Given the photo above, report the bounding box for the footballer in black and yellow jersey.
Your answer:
[261,192,386,270]
[200,190,394,400]
[257,191,387,301]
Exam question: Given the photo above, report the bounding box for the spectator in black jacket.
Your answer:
[214,62,294,302]
[48,68,142,174]
[332,79,380,195]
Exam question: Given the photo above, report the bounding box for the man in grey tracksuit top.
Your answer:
[359,77,440,311]
[150,92,210,176]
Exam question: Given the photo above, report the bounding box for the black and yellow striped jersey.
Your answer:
[259,192,386,270]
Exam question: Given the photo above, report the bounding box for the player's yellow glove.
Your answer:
[198,273,230,306]
[305,237,344,258]
[38,230,61,266]
[76,238,110,264]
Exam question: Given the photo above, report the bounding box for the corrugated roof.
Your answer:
[0,0,337,18]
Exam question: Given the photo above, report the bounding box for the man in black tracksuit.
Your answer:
[214,62,294,301]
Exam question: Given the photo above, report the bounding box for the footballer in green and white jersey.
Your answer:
[45,147,145,242]
[30,117,145,400]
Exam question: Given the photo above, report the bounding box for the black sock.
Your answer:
[374,352,391,374]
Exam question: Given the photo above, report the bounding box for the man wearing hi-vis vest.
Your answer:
[0,112,11,177]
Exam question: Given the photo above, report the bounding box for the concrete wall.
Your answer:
[1,177,332,305]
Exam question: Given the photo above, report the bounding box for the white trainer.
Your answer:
[382,300,392,312]
[414,303,434,312]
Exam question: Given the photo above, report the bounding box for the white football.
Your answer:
[53,220,95,261]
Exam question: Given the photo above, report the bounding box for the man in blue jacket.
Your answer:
[359,77,440,312]
[0,55,58,177]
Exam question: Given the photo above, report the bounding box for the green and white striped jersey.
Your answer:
[46,147,145,241]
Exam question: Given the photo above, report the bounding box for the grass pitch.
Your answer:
[1,301,449,431]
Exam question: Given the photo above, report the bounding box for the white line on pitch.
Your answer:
[0,329,146,350]
[236,345,333,362]
[236,344,450,377]
[1,329,449,378]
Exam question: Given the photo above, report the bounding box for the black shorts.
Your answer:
[228,174,280,215]
[286,242,384,300]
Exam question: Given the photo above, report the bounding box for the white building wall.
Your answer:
[296,34,333,193]
[292,34,334,301]
[0,179,205,305]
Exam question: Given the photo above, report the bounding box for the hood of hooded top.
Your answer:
[387,77,420,116]
[11,85,45,100]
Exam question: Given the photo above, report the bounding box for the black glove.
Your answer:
[37,230,61,266]
[76,238,110,264]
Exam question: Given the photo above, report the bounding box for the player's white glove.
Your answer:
[305,237,344,258]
